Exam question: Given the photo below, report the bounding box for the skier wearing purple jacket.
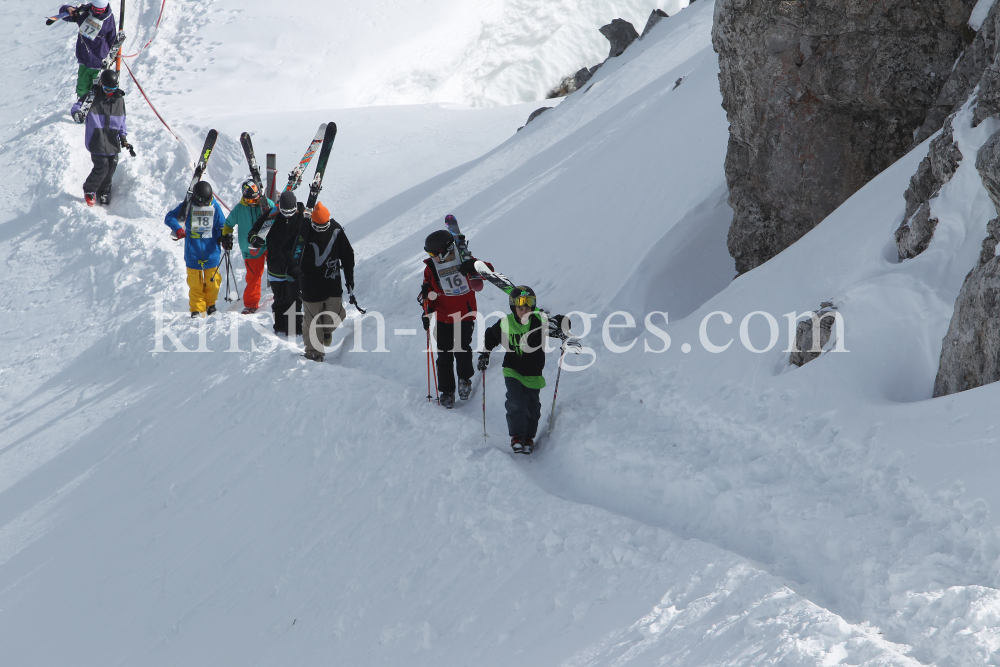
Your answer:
[59,1,118,99]
[72,69,133,206]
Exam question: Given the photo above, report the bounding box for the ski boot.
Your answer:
[440,392,456,409]
[206,305,217,316]
[458,378,472,400]
[84,193,96,207]
[522,437,535,455]
[190,311,202,318]
[241,307,258,315]
[510,436,524,454]
[97,192,111,206]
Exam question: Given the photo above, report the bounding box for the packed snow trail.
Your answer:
[4,1,1000,665]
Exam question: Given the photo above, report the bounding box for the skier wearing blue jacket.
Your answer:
[163,181,228,317]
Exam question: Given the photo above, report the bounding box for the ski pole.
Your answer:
[430,345,439,404]
[426,329,433,402]
[224,249,232,303]
[223,249,239,303]
[547,342,567,435]
[347,287,366,314]
[481,369,488,441]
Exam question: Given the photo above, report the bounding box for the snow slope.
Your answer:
[3,0,1000,665]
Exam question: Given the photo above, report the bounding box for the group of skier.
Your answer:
[163,178,356,366]
[54,7,576,454]
[57,1,132,207]
[420,225,577,454]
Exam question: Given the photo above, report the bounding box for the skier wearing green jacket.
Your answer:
[477,286,574,455]
[221,179,273,314]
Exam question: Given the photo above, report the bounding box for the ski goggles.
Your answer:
[102,85,117,93]
[510,294,535,308]
[427,243,455,260]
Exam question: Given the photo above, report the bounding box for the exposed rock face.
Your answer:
[599,19,639,58]
[933,221,1000,397]
[574,67,594,90]
[547,76,577,99]
[714,0,976,275]
[789,302,839,367]
[915,3,997,143]
[894,117,963,260]
[933,129,1000,397]
[974,59,1000,127]
[640,9,669,38]
[516,107,552,132]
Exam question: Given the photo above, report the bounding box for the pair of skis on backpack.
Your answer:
[176,122,337,253]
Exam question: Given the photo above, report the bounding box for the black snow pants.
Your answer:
[504,376,541,439]
[434,320,474,394]
[270,279,303,336]
[83,153,118,196]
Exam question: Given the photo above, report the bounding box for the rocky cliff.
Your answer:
[713,0,976,275]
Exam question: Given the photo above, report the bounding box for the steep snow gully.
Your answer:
[4,1,1000,665]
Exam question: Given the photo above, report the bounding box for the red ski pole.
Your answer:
[425,329,433,402]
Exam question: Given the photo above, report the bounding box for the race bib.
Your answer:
[434,254,470,297]
[79,14,103,40]
[190,205,214,238]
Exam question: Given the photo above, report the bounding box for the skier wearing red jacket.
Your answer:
[419,229,491,409]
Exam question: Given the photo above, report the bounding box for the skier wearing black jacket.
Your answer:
[249,190,303,336]
[478,286,572,454]
[288,202,355,362]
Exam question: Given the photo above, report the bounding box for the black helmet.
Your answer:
[424,230,454,257]
[509,285,536,312]
[241,178,261,203]
[100,69,119,89]
[192,180,213,206]
[278,191,297,217]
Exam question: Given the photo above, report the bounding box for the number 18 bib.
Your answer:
[190,205,214,239]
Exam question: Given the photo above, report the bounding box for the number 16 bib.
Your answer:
[434,254,470,297]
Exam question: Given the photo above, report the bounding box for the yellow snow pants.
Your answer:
[187,267,222,314]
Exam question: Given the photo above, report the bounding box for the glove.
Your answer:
[548,314,569,339]
[422,314,430,331]
[248,234,264,249]
[564,339,583,353]
[120,136,136,157]
[288,265,303,281]
[477,352,490,372]
[460,258,478,275]
[220,234,234,250]
[171,228,186,241]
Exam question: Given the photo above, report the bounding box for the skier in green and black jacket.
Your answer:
[478,285,572,455]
